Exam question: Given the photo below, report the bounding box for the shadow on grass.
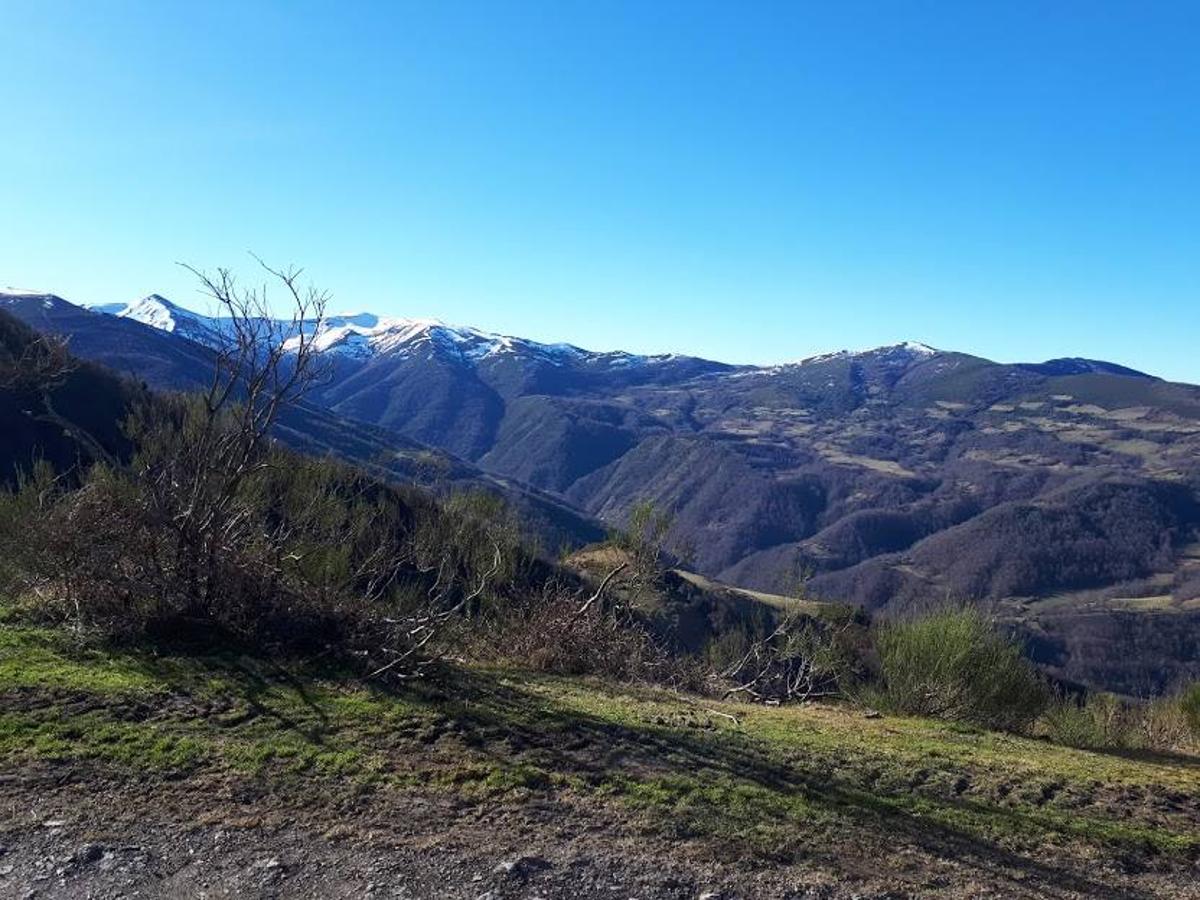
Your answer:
[117,636,336,744]
[54,645,1183,900]
[385,667,1179,900]
[1078,744,1200,771]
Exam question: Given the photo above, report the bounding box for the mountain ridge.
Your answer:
[92,293,728,372]
[4,286,1199,692]
[67,290,1160,381]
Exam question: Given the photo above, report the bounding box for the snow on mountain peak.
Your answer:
[0,287,62,310]
[328,311,381,330]
[36,290,942,377]
[287,314,592,366]
[79,294,705,371]
[85,294,595,365]
[795,341,939,366]
[120,294,184,331]
[1,286,52,298]
[893,341,938,356]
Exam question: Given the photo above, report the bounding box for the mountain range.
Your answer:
[4,287,1199,692]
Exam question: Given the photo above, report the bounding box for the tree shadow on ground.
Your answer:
[95,652,1187,900]
[1084,744,1200,771]
[124,644,333,744]
[385,667,1184,900]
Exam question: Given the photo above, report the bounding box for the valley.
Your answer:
[4,289,1198,693]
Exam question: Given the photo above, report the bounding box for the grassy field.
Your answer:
[3,621,1198,879]
[672,568,830,614]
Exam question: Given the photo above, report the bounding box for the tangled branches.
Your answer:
[719,609,863,704]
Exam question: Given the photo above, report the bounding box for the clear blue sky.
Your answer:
[2,2,1197,380]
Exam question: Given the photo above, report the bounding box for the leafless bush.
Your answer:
[716,607,863,703]
[459,567,706,688]
[1,263,445,666]
[364,490,524,680]
[132,261,330,620]
[0,331,75,391]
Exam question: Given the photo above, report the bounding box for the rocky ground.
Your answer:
[5,765,1197,900]
[0,773,860,898]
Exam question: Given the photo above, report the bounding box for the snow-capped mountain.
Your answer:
[16,290,1143,395]
[91,294,952,376]
[283,313,595,365]
[0,286,55,298]
[794,341,939,366]
[92,295,704,371]
[106,294,229,347]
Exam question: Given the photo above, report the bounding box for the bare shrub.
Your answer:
[365,488,527,680]
[499,589,658,677]
[717,606,864,703]
[1135,695,1193,752]
[0,260,585,678]
[460,569,706,688]
[128,261,329,622]
[0,331,75,392]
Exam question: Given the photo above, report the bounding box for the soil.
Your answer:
[2,764,1197,900]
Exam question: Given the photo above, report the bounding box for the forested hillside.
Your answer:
[5,289,1199,691]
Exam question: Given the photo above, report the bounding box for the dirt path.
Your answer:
[2,765,1197,900]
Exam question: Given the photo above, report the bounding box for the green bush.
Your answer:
[1043,697,1105,749]
[1179,683,1200,738]
[1042,689,1198,753]
[1042,692,1129,749]
[875,608,1047,732]
[0,421,530,664]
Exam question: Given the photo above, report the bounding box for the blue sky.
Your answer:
[2,2,1197,380]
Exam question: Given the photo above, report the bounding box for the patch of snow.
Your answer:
[283,315,657,368]
[119,295,183,332]
[86,302,128,315]
[327,311,381,330]
[894,341,938,356]
[783,341,940,368]
[294,326,376,359]
[0,287,52,298]
[106,295,240,347]
[92,298,710,369]
[545,342,587,359]
[798,350,853,366]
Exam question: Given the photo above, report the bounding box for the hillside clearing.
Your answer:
[670,568,829,614]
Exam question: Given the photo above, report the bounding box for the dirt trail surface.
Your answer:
[0,766,1195,900]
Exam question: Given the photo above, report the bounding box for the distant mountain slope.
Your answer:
[0,307,143,485]
[94,293,736,459]
[8,293,215,391]
[0,296,604,551]
[5,287,1200,692]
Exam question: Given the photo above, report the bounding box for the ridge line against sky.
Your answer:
[0,283,1180,382]
[1,2,1197,382]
